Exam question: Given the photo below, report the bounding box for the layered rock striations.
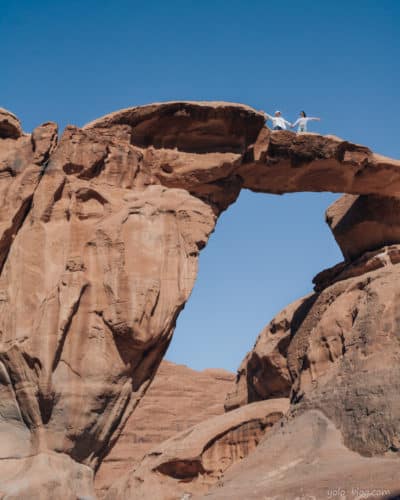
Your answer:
[0,101,400,498]
[106,399,289,500]
[95,360,234,495]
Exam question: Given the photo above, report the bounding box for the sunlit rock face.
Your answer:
[0,101,400,498]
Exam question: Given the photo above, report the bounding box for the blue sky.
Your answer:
[2,1,399,372]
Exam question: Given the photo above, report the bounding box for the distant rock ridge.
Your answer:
[0,101,399,498]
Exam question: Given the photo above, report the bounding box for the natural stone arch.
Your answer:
[0,101,399,498]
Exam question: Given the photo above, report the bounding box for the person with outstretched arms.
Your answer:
[262,110,292,130]
[292,111,321,132]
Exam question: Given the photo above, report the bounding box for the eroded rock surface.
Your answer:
[0,111,219,493]
[288,248,400,457]
[238,129,400,197]
[0,453,94,500]
[229,246,400,459]
[326,193,400,260]
[222,194,400,497]
[95,360,234,495]
[225,296,310,411]
[106,399,289,500]
[0,108,23,139]
[204,411,400,500]
[1,101,400,497]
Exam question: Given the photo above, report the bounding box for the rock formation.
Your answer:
[0,101,400,498]
[219,197,400,498]
[106,399,289,500]
[95,360,234,495]
[224,295,309,411]
[0,108,23,139]
[326,193,400,260]
[204,410,400,499]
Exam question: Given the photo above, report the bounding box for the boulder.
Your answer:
[0,108,23,139]
[326,193,400,260]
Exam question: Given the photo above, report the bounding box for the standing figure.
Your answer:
[263,110,292,131]
[292,111,321,133]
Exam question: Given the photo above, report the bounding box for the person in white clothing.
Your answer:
[263,110,292,131]
[292,111,320,133]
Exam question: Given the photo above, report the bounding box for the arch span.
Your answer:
[85,100,400,210]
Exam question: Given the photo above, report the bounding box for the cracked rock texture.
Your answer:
[0,101,400,498]
[0,108,23,139]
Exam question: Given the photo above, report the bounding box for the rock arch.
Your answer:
[0,102,399,497]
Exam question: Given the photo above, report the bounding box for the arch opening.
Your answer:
[166,189,342,372]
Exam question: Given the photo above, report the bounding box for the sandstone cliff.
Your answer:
[0,101,399,499]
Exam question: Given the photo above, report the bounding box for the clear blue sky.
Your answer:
[2,1,399,372]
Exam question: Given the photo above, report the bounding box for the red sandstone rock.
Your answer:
[204,411,400,499]
[0,108,23,139]
[287,254,400,457]
[0,118,217,494]
[229,243,400,460]
[225,296,309,411]
[95,360,234,495]
[212,248,400,498]
[313,243,400,291]
[326,193,400,260]
[239,130,400,197]
[0,101,400,497]
[0,121,57,271]
[105,399,289,500]
[0,453,94,500]
[85,103,400,202]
